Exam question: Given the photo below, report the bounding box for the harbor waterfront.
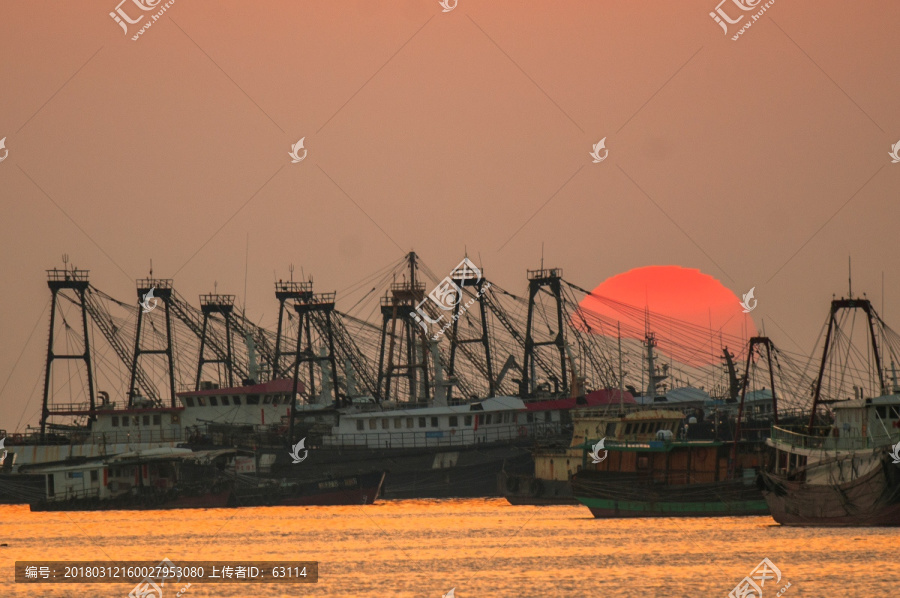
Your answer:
[0,499,897,597]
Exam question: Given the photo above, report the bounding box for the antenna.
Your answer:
[149,258,153,278]
[289,264,295,282]
[848,255,852,298]
[540,242,544,271]
[244,232,249,319]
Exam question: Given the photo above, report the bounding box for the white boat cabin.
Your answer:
[325,396,529,449]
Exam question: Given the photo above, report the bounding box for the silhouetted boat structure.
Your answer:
[1,255,814,503]
[758,297,900,526]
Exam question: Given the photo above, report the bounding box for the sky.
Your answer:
[0,0,898,431]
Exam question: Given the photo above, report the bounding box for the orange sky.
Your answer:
[0,1,898,428]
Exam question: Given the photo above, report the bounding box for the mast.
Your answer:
[41,261,96,439]
[618,322,625,415]
[808,298,885,434]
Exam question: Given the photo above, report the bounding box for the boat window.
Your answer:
[381,419,389,430]
[369,419,377,430]
[184,397,194,407]
[121,417,129,427]
[197,397,206,407]
[210,397,218,406]
[625,424,633,434]
[153,415,161,426]
[418,417,426,428]
[141,415,149,426]
[605,423,616,436]
[485,414,492,425]
[246,395,259,405]
[111,416,119,427]
[220,396,229,406]
[90,470,98,483]
[527,413,534,423]
[272,396,280,406]
[449,416,458,427]
[892,407,900,419]
[394,418,402,429]
[430,417,439,428]
[877,406,888,418]
[233,396,241,405]
[263,396,272,404]
[464,415,472,426]
[406,418,414,428]
[133,416,140,426]
[545,412,552,422]
[357,420,364,431]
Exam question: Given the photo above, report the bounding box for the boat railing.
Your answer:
[321,422,562,449]
[89,429,184,445]
[52,487,101,502]
[770,426,899,451]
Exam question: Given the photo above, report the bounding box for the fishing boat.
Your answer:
[230,471,386,507]
[567,333,778,517]
[757,297,900,526]
[571,432,769,517]
[24,448,234,511]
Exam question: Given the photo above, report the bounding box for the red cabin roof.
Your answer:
[524,389,636,412]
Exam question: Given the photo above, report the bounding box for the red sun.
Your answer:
[576,265,758,367]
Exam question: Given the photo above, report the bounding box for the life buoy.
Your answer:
[518,426,527,437]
